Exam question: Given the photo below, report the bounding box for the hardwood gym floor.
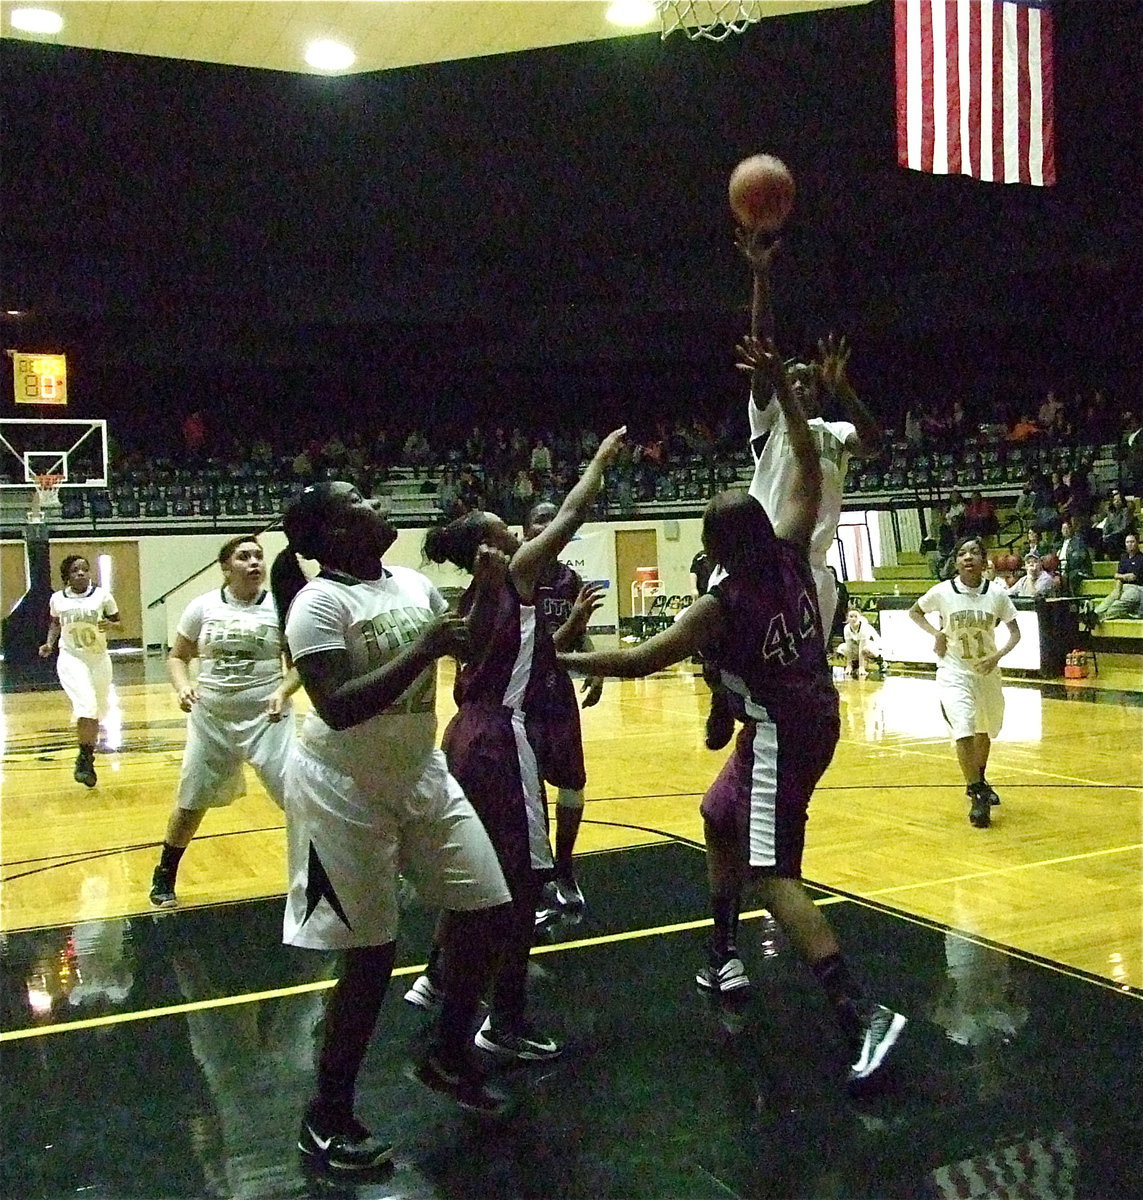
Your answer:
[2,653,1140,1198]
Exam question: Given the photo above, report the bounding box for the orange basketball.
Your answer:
[728,154,795,232]
[1005,554,1021,572]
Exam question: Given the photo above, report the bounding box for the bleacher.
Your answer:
[845,554,1143,653]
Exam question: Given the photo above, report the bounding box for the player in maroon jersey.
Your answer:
[413,428,626,1063]
[560,342,905,1085]
[524,500,606,924]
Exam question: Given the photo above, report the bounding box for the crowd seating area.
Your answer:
[3,428,1135,531]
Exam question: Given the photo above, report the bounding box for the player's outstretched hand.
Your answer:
[37,642,54,658]
[572,581,606,625]
[594,427,627,465]
[735,334,783,385]
[817,333,852,392]
[734,226,781,276]
[176,684,198,712]
[419,613,470,659]
[581,675,604,708]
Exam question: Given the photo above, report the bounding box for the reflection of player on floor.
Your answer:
[270,483,514,1173]
[523,500,606,925]
[908,537,1021,829]
[38,555,121,788]
[561,344,904,1086]
[150,536,301,908]
[705,232,881,751]
[415,429,626,1064]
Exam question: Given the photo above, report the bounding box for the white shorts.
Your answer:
[283,743,510,950]
[177,686,295,811]
[937,668,1005,740]
[56,649,112,721]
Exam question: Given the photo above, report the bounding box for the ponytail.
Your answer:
[270,548,308,640]
[422,511,489,574]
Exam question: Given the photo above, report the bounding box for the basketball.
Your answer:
[1005,554,1022,572]
[728,154,795,232]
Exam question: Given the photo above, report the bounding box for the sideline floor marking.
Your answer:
[0,899,848,1043]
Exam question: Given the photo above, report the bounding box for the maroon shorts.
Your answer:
[443,703,550,895]
[525,699,587,792]
[700,700,839,878]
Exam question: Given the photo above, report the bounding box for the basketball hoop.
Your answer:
[28,473,63,524]
[655,0,764,41]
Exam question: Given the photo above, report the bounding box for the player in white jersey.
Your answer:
[149,536,301,909]
[908,537,1021,829]
[269,482,513,1172]
[841,606,883,678]
[704,231,881,751]
[38,555,121,787]
[740,229,881,638]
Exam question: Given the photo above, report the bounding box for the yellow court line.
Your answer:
[0,899,848,1043]
[864,841,1143,898]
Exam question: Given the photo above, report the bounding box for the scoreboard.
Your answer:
[11,352,68,406]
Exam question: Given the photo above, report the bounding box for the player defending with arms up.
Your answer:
[561,344,905,1086]
[705,232,881,750]
[523,500,606,924]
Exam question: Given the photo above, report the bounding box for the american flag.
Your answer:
[895,0,1056,186]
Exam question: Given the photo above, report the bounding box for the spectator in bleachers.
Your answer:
[1049,470,1070,510]
[529,437,553,477]
[1057,517,1094,597]
[924,511,956,579]
[945,489,967,539]
[402,429,433,475]
[962,490,998,540]
[1021,526,1053,560]
[464,425,485,465]
[1110,531,1143,586]
[1061,467,1094,525]
[182,411,207,463]
[1030,477,1062,538]
[1007,412,1041,443]
[1014,480,1038,527]
[510,468,535,524]
[1091,534,1143,623]
[1038,390,1064,437]
[1094,489,1130,560]
[1004,553,1057,599]
[436,468,462,520]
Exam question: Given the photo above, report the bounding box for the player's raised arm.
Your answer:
[735,227,780,343]
[817,333,881,459]
[737,335,820,550]
[511,427,626,597]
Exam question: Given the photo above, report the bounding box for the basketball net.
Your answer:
[656,0,764,41]
[28,473,63,525]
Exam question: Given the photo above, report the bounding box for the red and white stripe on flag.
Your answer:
[895,0,1056,186]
